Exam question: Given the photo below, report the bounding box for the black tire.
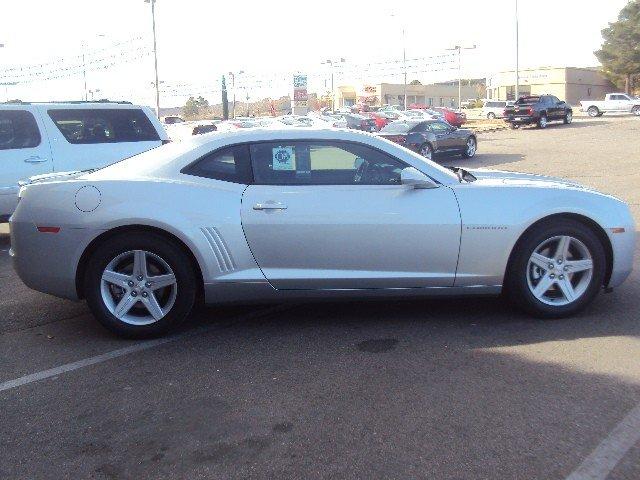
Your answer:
[505,218,606,318]
[418,142,433,160]
[461,136,477,158]
[597,112,604,117]
[587,106,599,117]
[84,232,197,338]
[487,112,496,119]
[509,123,520,129]
[563,110,573,124]
[537,114,548,129]
[632,105,640,116]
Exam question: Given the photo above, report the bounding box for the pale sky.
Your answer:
[0,0,629,108]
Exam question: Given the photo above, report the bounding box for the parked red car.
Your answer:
[364,111,396,130]
[431,107,467,127]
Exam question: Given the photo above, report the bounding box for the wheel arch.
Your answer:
[504,213,613,287]
[75,224,205,299]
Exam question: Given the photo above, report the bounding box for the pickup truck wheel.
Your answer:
[563,111,573,124]
[632,105,640,116]
[587,106,599,117]
[487,112,496,119]
[537,115,548,129]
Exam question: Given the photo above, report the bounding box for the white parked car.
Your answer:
[10,128,635,338]
[580,93,640,117]
[0,101,168,221]
[482,100,513,119]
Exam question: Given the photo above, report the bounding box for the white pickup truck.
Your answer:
[580,93,640,117]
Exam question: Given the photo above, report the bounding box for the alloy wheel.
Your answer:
[420,144,433,159]
[539,115,547,128]
[565,111,572,124]
[100,250,178,325]
[466,138,476,157]
[526,235,594,306]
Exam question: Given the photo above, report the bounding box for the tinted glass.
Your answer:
[517,96,540,104]
[0,110,41,150]
[182,144,252,183]
[380,121,420,133]
[48,108,160,144]
[429,121,451,132]
[250,141,406,186]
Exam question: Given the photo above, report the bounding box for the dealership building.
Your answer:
[334,81,483,109]
[486,67,614,105]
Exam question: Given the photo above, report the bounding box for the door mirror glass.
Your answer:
[401,167,438,189]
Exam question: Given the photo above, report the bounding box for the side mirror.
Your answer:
[401,167,438,189]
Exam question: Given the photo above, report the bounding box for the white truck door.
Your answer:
[0,106,52,219]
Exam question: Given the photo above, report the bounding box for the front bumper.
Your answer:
[608,227,636,288]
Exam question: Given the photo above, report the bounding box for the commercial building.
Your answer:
[486,67,615,105]
[334,80,483,109]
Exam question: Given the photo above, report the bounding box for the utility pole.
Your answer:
[321,58,345,111]
[145,0,161,117]
[228,70,244,119]
[402,26,407,110]
[515,0,520,101]
[447,45,476,109]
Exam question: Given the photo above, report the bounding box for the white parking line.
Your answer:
[0,304,288,393]
[565,402,640,480]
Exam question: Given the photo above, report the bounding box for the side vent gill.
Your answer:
[201,227,236,273]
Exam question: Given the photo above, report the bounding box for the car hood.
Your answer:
[466,168,590,190]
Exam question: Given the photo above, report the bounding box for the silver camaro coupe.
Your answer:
[10,128,635,338]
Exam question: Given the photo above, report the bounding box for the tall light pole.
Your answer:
[228,70,244,119]
[515,0,520,101]
[390,13,407,110]
[447,44,476,109]
[80,34,105,101]
[145,0,161,118]
[321,58,345,111]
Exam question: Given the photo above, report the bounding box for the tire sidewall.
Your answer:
[538,114,547,128]
[420,143,433,159]
[506,220,606,318]
[462,136,476,158]
[84,233,197,338]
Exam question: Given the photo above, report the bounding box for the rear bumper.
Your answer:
[10,218,102,300]
[505,115,537,124]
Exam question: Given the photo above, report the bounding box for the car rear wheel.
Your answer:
[587,106,599,117]
[462,137,477,158]
[487,112,496,119]
[505,219,605,318]
[84,232,197,338]
[419,143,433,160]
[509,123,520,129]
[563,111,573,124]
[632,105,640,116]
[537,114,548,129]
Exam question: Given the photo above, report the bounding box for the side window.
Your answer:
[48,108,160,144]
[429,121,451,132]
[182,144,252,184]
[0,110,41,150]
[249,141,407,186]
[550,96,561,104]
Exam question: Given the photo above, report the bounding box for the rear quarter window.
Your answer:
[0,110,41,150]
[48,108,160,144]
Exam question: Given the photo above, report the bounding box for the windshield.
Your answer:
[380,121,421,133]
[517,96,540,104]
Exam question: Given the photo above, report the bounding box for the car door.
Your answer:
[0,107,52,218]
[428,121,459,151]
[241,140,461,290]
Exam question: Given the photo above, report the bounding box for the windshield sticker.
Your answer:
[272,146,295,171]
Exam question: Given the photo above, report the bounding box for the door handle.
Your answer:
[24,156,47,163]
[253,202,287,210]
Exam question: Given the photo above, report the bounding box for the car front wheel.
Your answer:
[462,137,477,158]
[587,106,599,117]
[419,143,433,160]
[506,219,605,318]
[84,232,197,338]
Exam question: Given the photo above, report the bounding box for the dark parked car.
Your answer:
[504,95,573,129]
[379,119,477,160]
[341,113,378,132]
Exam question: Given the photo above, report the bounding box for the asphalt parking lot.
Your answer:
[1,116,639,480]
